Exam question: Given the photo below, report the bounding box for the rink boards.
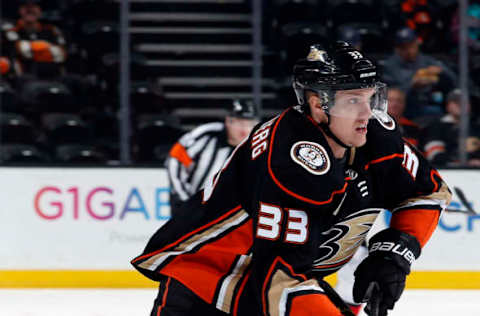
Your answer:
[0,167,479,289]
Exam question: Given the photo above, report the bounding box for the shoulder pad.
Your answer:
[360,117,405,164]
[268,109,347,205]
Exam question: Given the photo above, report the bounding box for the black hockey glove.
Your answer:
[353,228,421,316]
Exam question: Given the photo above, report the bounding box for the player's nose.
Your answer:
[358,102,372,120]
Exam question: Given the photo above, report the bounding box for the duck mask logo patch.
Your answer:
[290,141,330,175]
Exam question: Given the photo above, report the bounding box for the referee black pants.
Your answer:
[150,275,229,316]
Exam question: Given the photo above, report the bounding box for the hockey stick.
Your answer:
[452,186,477,215]
[317,279,356,316]
[362,282,381,316]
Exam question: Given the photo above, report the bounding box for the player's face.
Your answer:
[225,116,258,146]
[329,88,375,147]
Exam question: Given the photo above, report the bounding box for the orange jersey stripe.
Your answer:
[161,218,253,304]
[364,153,404,170]
[289,293,342,316]
[430,169,442,192]
[157,277,171,316]
[132,205,242,263]
[391,209,440,247]
[313,256,353,270]
[169,142,193,167]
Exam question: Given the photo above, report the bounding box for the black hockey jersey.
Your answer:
[132,107,451,316]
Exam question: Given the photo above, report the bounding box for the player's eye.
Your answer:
[348,98,359,104]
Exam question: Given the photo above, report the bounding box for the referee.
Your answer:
[166,99,260,217]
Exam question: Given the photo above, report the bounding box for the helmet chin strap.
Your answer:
[301,98,351,149]
[320,114,351,149]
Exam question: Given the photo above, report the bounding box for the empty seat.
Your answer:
[0,144,49,164]
[0,81,18,113]
[67,0,119,21]
[134,114,184,162]
[0,113,36,144]
[55,144,108,164]
[328,0,383,29]
[80,20,119,57]
[130,81,167,114]
[280,22,330,71]
[99,53,150,89]
[153,143,176,164]
[42,113,92,145]
[20,80,76,113]
[336,23,388,54]
[274,0,323,28]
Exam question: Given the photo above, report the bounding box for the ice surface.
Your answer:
[0,289,478,316]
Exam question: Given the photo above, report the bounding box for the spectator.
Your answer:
[382,27,457,118]
[3,0,67,78]
[423,89,480,166]
[387,87,422,147]
[166,99,260,217]
[400,0,442,52]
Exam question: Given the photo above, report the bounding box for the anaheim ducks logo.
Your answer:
[313,208,381,271]
[290,141,330,175]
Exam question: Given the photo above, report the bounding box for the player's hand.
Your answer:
[352,228,421,316]
[353,254,406,316]
[425,65,442,75]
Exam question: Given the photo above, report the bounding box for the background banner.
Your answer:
[0,168,478,288]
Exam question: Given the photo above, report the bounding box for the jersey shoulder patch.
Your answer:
[290,141,330,175]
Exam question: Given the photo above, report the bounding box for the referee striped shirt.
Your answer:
[166,122,234,201]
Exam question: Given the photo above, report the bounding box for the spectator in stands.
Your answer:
[382,27,457,118]
[423,89,480,166]
[3,0,67,78]
[166,99,260,217]
[387,87,422,147]
[400,0,442,53]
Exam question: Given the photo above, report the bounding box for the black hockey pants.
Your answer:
[150,275,229,316]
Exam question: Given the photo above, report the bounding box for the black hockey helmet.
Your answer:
[228,98,260,120]
[293,42,392,147]
[293,41,388,121]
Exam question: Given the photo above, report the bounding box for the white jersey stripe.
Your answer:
[279,284,324,316]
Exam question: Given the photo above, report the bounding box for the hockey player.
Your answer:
[132,42,451,316]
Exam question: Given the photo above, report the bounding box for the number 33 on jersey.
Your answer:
[256,202,309,244]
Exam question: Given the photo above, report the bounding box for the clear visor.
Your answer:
[311,82,387,120]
